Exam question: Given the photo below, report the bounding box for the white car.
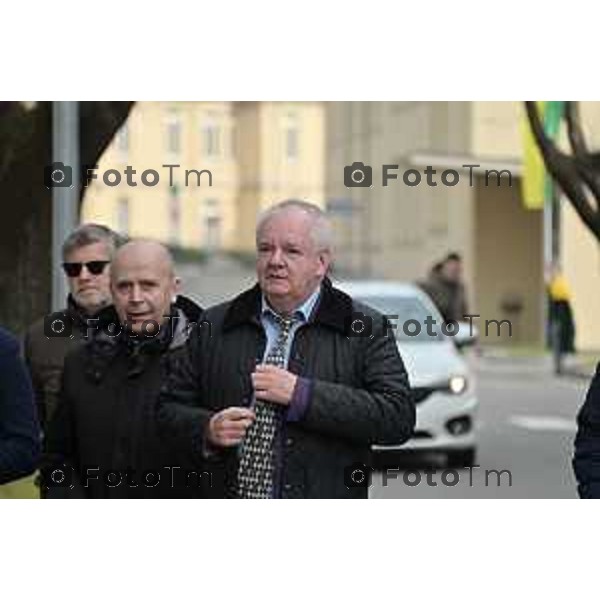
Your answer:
[338,281,478,468]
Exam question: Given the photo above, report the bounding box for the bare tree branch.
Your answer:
[565,102,588,156]
[525,101,600,241]
[564,102,600,209]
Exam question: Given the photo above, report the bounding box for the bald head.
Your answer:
[110,240,180,334]
[112,240,175,281]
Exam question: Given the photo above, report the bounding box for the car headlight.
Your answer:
[448,375,467,395]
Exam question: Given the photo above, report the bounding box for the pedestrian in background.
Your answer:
[547,267,576,357]
[418,252,470,324]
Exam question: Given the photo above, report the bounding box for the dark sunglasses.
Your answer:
[62,260,110,277]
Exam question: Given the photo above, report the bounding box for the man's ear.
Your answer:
[318,250,332,276]
[172,276,182,301]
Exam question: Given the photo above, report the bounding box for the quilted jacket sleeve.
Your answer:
[156,335,213,464]
[302,320,415,446]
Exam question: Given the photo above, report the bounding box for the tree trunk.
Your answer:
[0,101,134,335]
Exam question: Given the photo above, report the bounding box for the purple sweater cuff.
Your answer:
[287,377,312,422]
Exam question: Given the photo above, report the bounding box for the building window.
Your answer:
[115,123,129,160]
[169,185,181,245]
[166,113,181,156]
[204,197,219,210]
[201,198,221,251]
[284,114,299,161]
[230,126,237,158]
[117,197,129,235]
[202,121,221,157]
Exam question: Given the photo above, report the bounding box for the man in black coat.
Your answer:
[417,252,469,324]
[0,326,40,485]
[24,223,125,431]
[43,240,206,498]
[157,199,415,499]
[573,362,600,498]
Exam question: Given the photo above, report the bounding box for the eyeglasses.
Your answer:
[62,261,110,277]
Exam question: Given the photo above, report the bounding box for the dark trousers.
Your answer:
[548,299,576,354]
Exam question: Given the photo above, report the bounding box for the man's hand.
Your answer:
[252,364,297,406]
[207,407,255,448]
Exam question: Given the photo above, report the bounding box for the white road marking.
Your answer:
[509,415,577,433]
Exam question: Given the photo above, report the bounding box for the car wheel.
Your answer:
[445,447,476,468]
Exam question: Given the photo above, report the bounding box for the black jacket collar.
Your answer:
[66,294,105,330]
[222,277,353,334]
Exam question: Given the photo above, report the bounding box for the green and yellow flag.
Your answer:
[520,101,564,210]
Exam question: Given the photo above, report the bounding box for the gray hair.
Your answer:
[255,199,333,252]
[62,223,127,261]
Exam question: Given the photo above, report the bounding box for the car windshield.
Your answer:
[356,295,444,342]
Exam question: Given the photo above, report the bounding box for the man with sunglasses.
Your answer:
[24,223,126,432]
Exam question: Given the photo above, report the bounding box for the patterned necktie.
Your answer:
[236,313,297,499]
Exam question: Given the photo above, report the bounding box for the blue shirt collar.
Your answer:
[261,284,321,323]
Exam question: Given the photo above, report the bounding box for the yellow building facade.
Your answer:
[326,101,600,351]
[473,101,600,351]
[82,101,325,253]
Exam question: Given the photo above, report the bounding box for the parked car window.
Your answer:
[357,295,444,342]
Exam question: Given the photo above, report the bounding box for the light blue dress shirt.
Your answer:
[260,286,321,366]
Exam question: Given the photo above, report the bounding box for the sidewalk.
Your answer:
[476,347,599,379]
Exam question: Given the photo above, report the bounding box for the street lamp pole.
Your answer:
[51,101,80,311]
[550,180,562,374]
[543,178,562,374]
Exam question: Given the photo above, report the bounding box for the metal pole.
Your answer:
[551,180,561,270]
[544,179,562,374]
[542,181,552,367]
[551,180,562,374]
[51,101,80,312]
[360,103,371,278]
